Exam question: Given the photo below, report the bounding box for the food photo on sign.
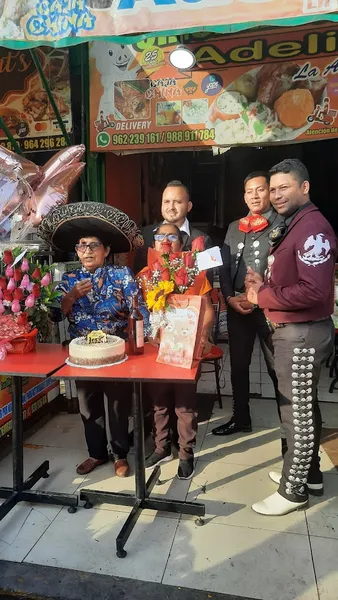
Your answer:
[89,26,338,152]
[0,47,72,153]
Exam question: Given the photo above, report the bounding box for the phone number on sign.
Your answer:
[111,129,216,146]
[0,136,68,152]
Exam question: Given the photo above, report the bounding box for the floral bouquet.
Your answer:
[0,248,60,359]
[137,236,208,338]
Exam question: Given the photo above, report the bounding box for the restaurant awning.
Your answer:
[1,1,338,49]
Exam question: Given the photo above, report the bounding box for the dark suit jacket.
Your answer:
[219,210,283,301]
[133,221,213,274]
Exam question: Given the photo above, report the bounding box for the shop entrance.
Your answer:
[137,137,338,245]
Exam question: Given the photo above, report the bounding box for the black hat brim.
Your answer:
[38,202,143,253]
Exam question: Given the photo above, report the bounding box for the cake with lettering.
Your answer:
[69,331,126,366]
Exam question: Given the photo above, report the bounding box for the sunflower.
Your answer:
[146,280,174,311]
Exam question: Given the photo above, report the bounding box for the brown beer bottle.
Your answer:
[128,294,144,355]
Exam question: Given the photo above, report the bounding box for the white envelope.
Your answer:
[196,246,223,271]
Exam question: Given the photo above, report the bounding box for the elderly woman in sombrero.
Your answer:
[38,202,150,478]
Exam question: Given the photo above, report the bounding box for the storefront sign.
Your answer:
[0,375,58,440]
[0,0,337,46]
[89,26,338,151]
[0,48,72,153]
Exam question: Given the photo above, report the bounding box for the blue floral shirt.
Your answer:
[58,265,150,340]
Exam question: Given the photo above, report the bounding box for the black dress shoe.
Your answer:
[212,419,252,436]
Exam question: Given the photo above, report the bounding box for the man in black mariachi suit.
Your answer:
[213,171,283,436]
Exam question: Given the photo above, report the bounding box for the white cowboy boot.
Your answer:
[252,492,308,516]
[269,471,324,496]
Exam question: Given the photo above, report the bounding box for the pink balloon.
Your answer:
[0,146,42,189]
[31,163,85,226]
[0,170,33,227]
[41,145,85,185]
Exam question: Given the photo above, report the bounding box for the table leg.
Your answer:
[0,376,77,521]
[80,381,205,558]
[134,382,146,500]
[12,376,24,491]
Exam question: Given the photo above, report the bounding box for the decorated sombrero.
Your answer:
[38,202,144,253]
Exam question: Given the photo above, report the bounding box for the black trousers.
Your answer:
[273,318,334,502]
[76,380,131,461]
[227,306,279,424]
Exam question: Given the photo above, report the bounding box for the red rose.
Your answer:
[169,252,181,260]
[174,267,189,287]
[13,288,24,301]
[3,290,13,302]
[160,267,170,281]
[17,312,28,326]
[32,267,41,279]
[152,260,163,272]
[141,267,152,280]
[160,241,172,254]
[14,268,22,283]
[0,277,6,290]
[183,252,195,268]
[32,283,40,298]
[3,250,14,265]
[191,236,205,252]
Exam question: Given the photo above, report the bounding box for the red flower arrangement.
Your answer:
[136,236,208,338]
[139,235,206,300]
[0,248,60,358]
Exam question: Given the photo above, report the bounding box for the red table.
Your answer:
[53,343,205,558]
[0,344,77,521]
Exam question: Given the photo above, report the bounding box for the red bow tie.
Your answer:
[239,215,269,233]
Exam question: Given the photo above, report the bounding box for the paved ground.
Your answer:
[0,560,255,600]
[0,342,337,600]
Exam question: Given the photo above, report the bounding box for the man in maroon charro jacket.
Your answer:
[246,158,336,516]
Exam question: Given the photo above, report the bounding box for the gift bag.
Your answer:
[157,294,207,369]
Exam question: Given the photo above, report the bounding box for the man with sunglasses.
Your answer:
[134,180,213,273]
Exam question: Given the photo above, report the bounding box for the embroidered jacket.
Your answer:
[258,204,337,323]
[219,208,282,298]
[58,265,150,339]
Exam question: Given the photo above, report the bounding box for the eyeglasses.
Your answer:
[154,234,179,242]
[75,242,103,253]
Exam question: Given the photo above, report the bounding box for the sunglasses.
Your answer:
[154,234,179,242]
[75,242,103,253]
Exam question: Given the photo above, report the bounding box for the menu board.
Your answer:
[0,48,72,153]
[89,26,338,151]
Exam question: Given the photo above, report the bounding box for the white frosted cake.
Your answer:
[69,331,126,366]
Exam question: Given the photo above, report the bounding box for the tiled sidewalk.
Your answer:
[0,389,338,600]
